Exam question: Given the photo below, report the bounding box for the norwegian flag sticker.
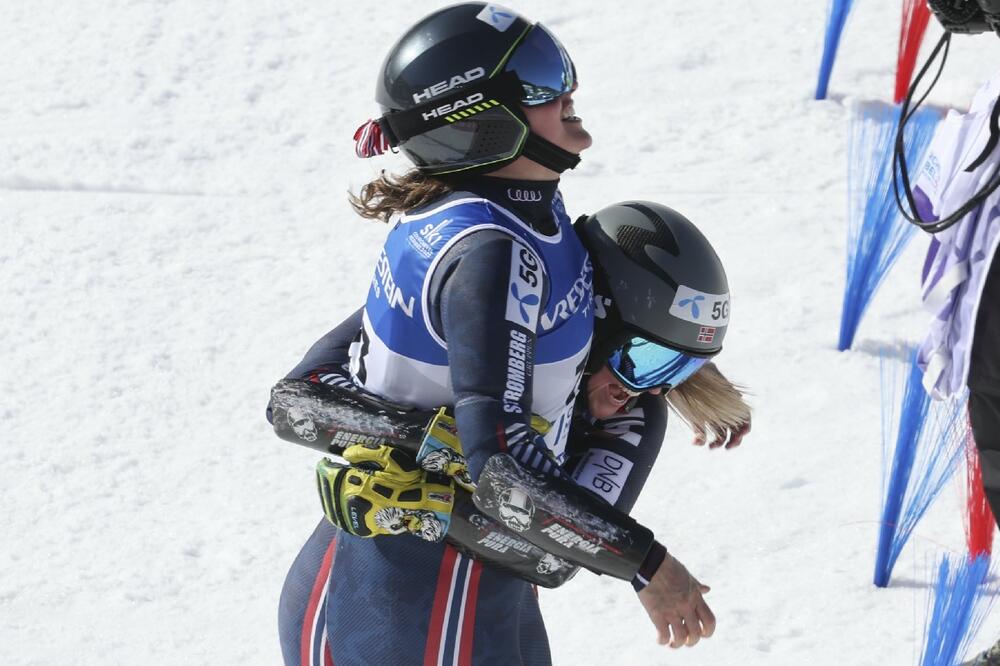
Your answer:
[697,326,716,343]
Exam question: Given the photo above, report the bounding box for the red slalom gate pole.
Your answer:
[966,416,996,559]
[894,0,932,104]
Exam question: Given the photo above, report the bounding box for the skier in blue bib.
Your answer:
[272,5,750,665]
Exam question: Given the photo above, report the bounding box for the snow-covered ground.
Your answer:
[3,1,1000,664]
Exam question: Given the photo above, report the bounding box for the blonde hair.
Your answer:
[666,362,751,441]
[349,170,454,223]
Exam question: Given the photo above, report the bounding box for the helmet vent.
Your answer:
[616,203,680,257]
[612,203,681,289]
[471,120,509,155]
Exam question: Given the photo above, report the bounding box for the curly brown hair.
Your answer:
[349,170,454,223]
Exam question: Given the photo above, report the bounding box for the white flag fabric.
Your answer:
[915,72,1000,399]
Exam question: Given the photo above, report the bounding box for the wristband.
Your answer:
[631,540,667,592]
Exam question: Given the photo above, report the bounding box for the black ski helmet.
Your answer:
[576,202,731,373]
[373,3,581,176]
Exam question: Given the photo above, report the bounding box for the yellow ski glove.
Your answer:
[316,443,454,542]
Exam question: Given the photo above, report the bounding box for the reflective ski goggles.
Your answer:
[504,24,577,106]
[607,336,710,392]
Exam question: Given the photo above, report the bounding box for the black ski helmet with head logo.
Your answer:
[373,3,581,176]
[576,201,731,373]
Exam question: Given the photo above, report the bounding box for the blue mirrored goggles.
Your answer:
[607,336,710,392]
[504,24,576,106]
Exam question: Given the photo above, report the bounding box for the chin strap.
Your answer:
[523,132,581,173]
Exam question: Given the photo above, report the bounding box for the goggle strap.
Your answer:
[375,116,399,149]
[378,71,525,146]
[355,118,393,158]
[522,132,581,173]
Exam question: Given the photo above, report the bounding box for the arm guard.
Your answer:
[269,378,578,587]
[473,453,655,581]
[270,377,430,455]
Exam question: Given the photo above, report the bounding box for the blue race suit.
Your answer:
[273,310,669,666]
[273,178,667,666]
[351,179,592,473]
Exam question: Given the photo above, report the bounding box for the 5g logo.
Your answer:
[670,286,730,326]
[518,247,538,287]
[711,299,729,321]
[506,245,542,327]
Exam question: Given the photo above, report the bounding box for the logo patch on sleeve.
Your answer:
[570,449,633,505]
[505,243,542,329]
[669,285,730,326]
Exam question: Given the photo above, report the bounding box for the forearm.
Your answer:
[563,394,670,589]
[566,393,667,513]
[440,236,543,480]
[473,452,656,581]
[284,307,363,381]
[266,308,363,425]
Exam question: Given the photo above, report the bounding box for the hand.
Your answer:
[416,408,554,491]
[637,552,715,648]
[316,443,454,542]
[692,416,751,450]
[417,408,475,492]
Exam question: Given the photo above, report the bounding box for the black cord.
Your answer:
[893,32,951,229]
[963,91,1000,171]
[893,30,1000,234]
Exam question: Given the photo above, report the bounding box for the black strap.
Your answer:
[964,93,1000,173]
[379,72,525,146]
[893,31,1000,234]
[631,540,667,592]
[329,467,348,529]
[523,132,581,172]
[379,70,581,174]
